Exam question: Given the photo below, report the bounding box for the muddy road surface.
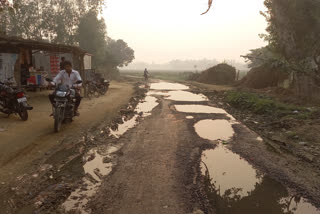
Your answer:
[1,80,320,214]
[0,81,134,213]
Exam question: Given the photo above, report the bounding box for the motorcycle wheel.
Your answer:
[87,85,96,99]
[100,85,108,95]
[18,108,28,121]
[54,107,62,132]
[94,89,100,98]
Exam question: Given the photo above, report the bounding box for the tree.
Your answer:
[77,10,107,67]
[105,39,135,68]
[2,0,104,44]
[260,0,320,73]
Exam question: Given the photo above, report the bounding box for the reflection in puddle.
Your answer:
[202,145,320,214]
[63,146,120,213]
[147,91,170,96]
[175,104,227,114]
[135,96,159,117]
[109,115,139,138]
[165,91,208,102]
[150,82,189,90]
[109,95,159,138]
[194,120,234,141]
[202,144,261,198]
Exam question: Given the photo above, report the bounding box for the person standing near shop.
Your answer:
[60,57,67,71]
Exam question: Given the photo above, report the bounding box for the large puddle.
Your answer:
[202,144,261,198]
[202,145,320,214]
[175,104,236,120]
[194,119,234,141]
[175,104,227,114]
[198,119,320,214]
[165,91,208,102]
[109,95,159,138]
[148,90,208,102]
[148,82,208,102]
[135,95,159,117]
[109,115,139,138]
[150,82,189,90]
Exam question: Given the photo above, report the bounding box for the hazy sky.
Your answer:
[103,0,267,64]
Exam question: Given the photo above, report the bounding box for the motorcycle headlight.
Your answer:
[56,91,67,97]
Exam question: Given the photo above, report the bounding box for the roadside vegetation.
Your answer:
[225,90,318,120]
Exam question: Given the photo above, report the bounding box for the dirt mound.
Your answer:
[238,66,288,89]
[196,63,236,85]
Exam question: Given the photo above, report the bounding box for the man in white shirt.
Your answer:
[49,61,82,116]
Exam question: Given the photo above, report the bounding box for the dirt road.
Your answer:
[0,81,133,197]
[1,80,320,214]
[90,98,203,214]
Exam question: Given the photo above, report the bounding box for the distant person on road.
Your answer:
[144,68,149,81]
[49,60,82,116]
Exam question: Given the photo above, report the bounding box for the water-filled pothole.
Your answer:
[150,82,189,90]
[175,104,227,114]
[109,116,139,138]
[202,144,261,198]
[62,145,121,213]
[202,145,320,214]
[165,91,208,102]
[135,96,159,117]
[109,95,159,138]
[197,119,320,214]
[194,119,234,141]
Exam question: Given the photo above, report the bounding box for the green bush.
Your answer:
[226,91,305,116]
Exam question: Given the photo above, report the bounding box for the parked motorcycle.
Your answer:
[46,78,82,132]
[97,79,110,95]
[0,78,33,121]
[85,80,100,98]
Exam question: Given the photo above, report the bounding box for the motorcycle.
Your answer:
[85,80,100,98]
[97,79,110,95]
[0,78,33,121]
[46,78,82,132]
[85,79,110,98]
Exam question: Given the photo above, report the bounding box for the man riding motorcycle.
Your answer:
[49,61,82,116]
